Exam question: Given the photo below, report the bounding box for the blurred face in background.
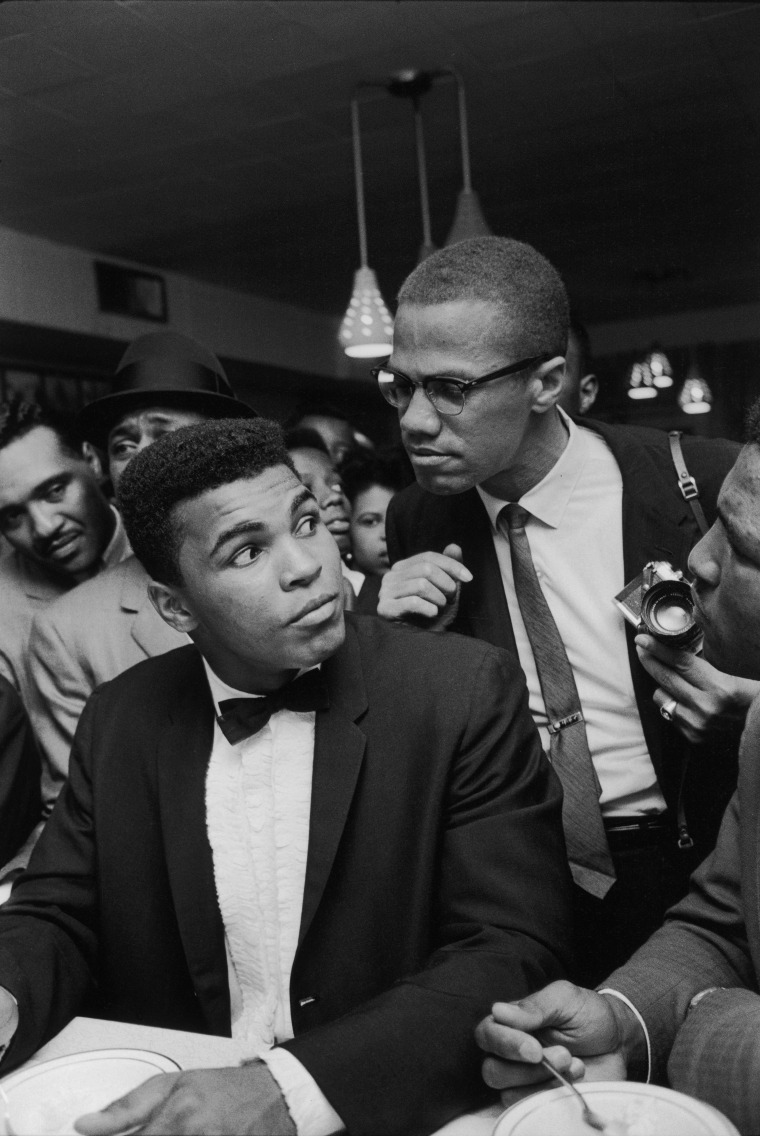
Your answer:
[107,406,208,492]
[0,426,113,582]
[295,414,355,466]
[349,483,394,576]
[557,327,598,417]
[288,445,352,555]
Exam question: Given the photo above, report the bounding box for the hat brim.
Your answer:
[77,389,258,450]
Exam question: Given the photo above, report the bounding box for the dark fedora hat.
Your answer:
[78,330,257,449]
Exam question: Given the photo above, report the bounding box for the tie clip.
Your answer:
[547,711,583,735]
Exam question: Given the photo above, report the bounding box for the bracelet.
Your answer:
[598,988,652,1084]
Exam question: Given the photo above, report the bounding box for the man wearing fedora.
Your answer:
[27,330,257,809]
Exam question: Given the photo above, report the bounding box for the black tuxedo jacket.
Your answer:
[0,616,571,1136]
[386,420,741,859]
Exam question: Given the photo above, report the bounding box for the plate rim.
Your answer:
[491,1081,738,1136]
[0,1046,181,1095]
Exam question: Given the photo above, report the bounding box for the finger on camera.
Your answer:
[635,634,697,672]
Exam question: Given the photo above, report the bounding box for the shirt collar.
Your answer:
[477,407,589,532]
[202,657,321,716]
[103,506,131,568]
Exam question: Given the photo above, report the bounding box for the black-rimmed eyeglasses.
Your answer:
[371,354,553,416]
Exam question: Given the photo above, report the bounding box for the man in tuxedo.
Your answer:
[26,330,257,810]
[0,417,571,1136]
[376,236,742,984]
[0,398,127,700]
[475,400,760,1134]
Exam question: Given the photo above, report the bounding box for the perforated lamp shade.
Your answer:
[339,267,393,358]
[679,365,713,414]
[445,188,493,245]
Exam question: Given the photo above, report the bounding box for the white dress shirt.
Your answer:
[203,661,343,1135]
[477,409,667,816]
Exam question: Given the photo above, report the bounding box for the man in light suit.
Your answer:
[376,236,742,983]
[27,330,257,809]
[475,398,760,1135]
[0,398,127,701]
[0,418,571,1136]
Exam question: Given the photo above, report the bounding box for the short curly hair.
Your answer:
[397,236,569,358]
[0,396,81,456]
[118,417,296,586]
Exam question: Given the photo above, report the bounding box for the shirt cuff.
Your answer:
[598,987,651,1084]
[261,1046,344,1136]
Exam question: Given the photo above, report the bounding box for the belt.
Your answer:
[603,813,674,849]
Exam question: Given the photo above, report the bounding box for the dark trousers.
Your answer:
[571,817,704,989]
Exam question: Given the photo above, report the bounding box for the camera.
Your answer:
[614,561,702,651]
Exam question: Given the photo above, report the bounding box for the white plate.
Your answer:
[492,1082,740,1136]
[0,1048,180,1136]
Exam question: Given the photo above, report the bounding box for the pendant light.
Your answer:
[442,67,493,245]
[338,95,393,359]
[679,360,713,415]
[627,357,658,400]
[644,345,673,389]
[386,70,437,265]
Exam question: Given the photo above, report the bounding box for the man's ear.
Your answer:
[81,441,106,482]
[579,373,599,415]
[148,581,199,634]
[531,356,566,415]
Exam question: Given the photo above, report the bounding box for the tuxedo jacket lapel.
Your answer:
[157,648,230,1034]
[299,623,367,948]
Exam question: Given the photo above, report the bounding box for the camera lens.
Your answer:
[640,580,701,649]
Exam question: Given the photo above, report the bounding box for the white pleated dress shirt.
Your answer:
[203,660,343,1135]
[476,409,667,816]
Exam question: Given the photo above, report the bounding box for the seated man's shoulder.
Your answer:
[34,555,147,634]
[347,612,515,676]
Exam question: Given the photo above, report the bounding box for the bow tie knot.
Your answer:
[217,668,329,745]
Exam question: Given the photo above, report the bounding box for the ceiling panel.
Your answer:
[0,0,757,325]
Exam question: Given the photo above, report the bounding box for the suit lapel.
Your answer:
[157,647,230,1033]
[298,621,367,947]
[450,491,518,657]
[119,557,183,658]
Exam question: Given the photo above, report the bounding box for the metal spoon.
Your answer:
[540,1054,608,1133]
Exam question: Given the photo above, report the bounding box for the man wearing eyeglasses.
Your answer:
[377,236,741,985]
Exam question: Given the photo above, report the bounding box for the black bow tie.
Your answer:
[216,668,329,745]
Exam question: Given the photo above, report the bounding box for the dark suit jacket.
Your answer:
[386,420,741,858]
[0,616,571,1136]
[0,677,41,865]
[608,694,760,1135]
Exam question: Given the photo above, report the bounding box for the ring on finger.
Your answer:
[659,698,678,722]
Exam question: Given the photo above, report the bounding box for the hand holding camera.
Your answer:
[614,559,760,742]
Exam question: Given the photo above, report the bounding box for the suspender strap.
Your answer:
[668,431,710,536]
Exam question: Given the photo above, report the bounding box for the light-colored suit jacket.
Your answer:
[27,555,181,809]
[0,552,68,701]
[608,695,760,1134]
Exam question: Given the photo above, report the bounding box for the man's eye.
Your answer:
[45,483,66,502]
[296,513,319,536]
[109,442,136,458]
[230,545,261,567]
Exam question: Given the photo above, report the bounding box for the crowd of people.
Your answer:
[0,235,758,1134]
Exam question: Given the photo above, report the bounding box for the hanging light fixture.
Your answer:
[627,357,658,400]
[644,345,674,389]
[441,67,493,246]
[338,94,393,359]
[386,70,437,264]
[679,360,713,415]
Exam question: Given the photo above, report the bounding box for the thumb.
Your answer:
[442,542,464,564]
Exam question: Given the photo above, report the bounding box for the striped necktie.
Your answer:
[500,503,616,899]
